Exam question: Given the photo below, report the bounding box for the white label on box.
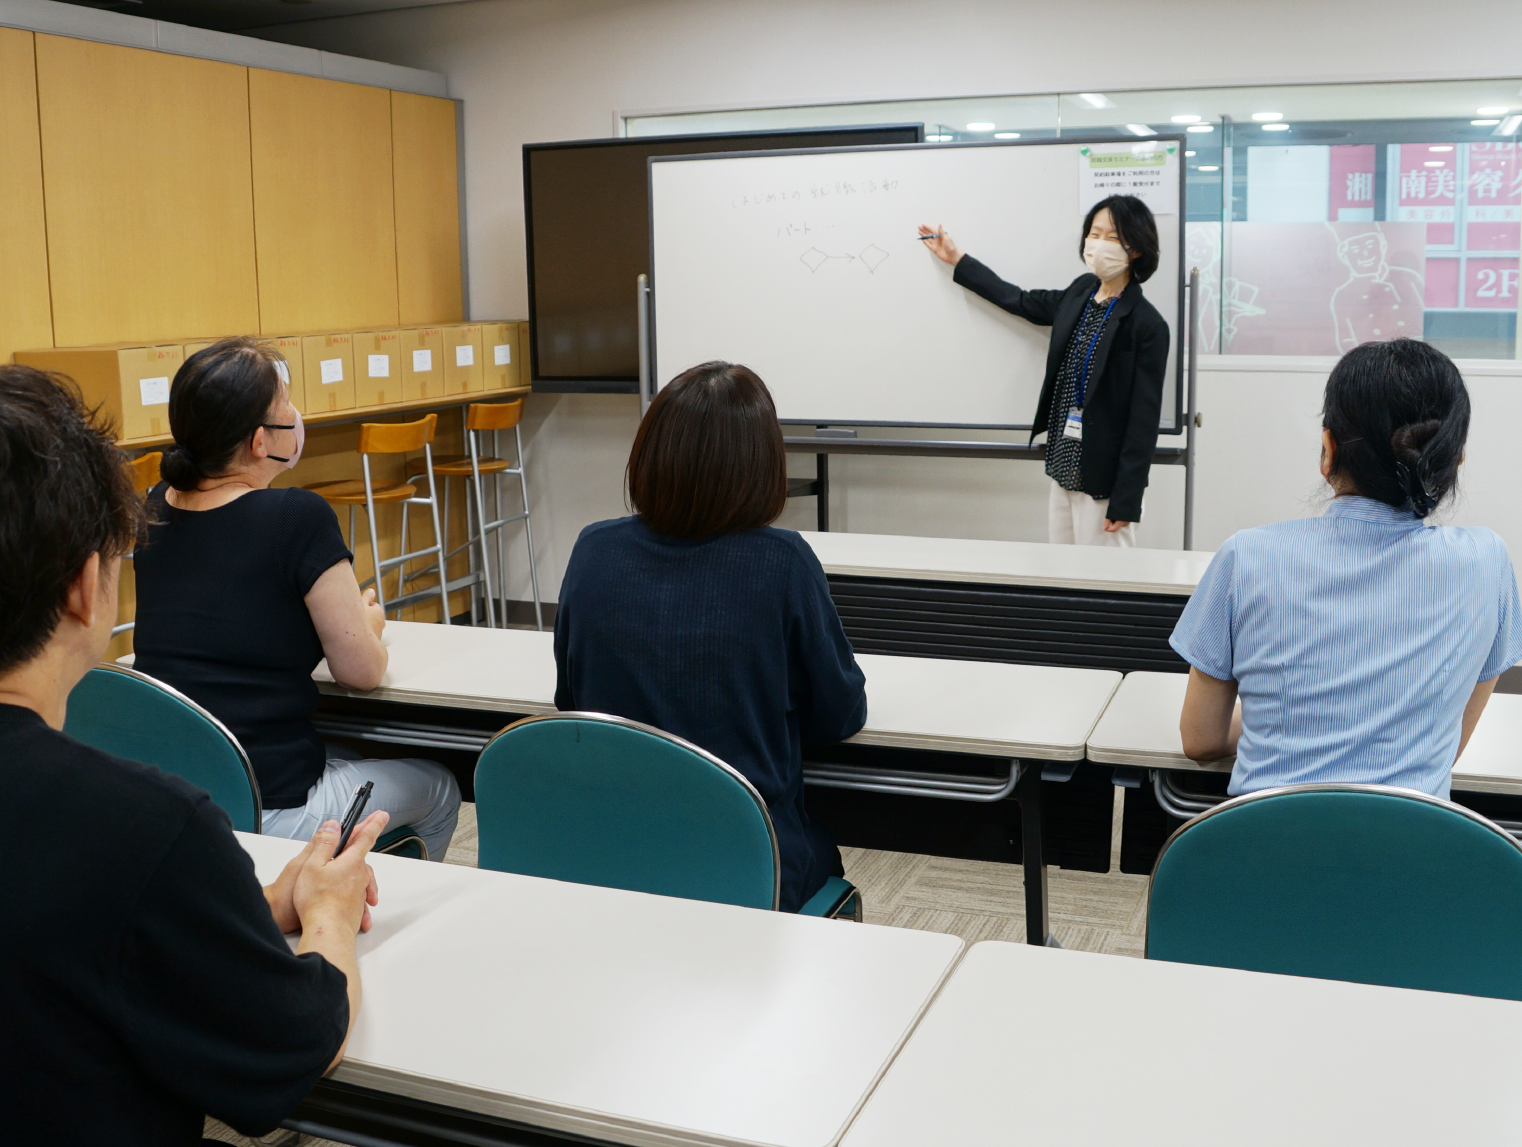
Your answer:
[139,376,170,406]
[493,343,511,366]
[412,349,432,372]
[455,344,474,367]
[274,361,290,386]
[320,358,343,384]
[368,354,390,378]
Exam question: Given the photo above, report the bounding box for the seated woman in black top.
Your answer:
[132,338,459,860]
[0,364,387,1145]
[554,361,868,912]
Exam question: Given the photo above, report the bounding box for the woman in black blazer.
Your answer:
[920,195,1169,546]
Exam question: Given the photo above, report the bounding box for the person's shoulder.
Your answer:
[1127,289,1167,330]
[1433,523,1513,566]
[750,527,828,576]
[1066,272,1100,295]
[269,485,336,518]
[31,720,209,834]
[573,515,638,547]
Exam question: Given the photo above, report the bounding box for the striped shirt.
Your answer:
[1170,496,1522,798]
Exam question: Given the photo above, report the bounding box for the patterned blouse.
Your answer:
[1045,296,1112,494]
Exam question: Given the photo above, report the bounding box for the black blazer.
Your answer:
[953,255,1170,523]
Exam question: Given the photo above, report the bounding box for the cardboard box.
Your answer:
[399,326,445,402]
[442,324,484,395]
[268,336,306,411]
[300,333,356,413]
[352,330,402,407]
[182,340,215,360]
[481,321,524,390]
[14,344,185,441]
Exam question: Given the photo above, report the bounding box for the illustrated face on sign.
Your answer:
[1337,232,1387,278]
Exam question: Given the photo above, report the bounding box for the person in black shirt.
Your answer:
[919,195,1170,547]
[554,362,867,911]
[132,338,459,860]
[0,364,389,1145]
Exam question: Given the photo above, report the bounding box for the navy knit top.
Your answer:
[553,517,868,911]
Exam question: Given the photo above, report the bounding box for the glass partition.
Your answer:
[629,79,1522,358]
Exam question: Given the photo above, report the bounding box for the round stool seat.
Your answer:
[406,454,512,477]
[306,479,417,505]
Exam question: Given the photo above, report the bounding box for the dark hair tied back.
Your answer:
[1323,340,1469,520]
[161,337,284,491]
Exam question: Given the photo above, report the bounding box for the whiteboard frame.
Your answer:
[648,135,1188,434]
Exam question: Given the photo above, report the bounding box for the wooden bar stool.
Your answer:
[404,399,542,630]
[112,451,164,639]
[306,413,451,624]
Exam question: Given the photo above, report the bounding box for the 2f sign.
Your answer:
[1474,267,1519,299]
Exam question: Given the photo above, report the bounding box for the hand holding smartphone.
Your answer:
[334,780,375,857]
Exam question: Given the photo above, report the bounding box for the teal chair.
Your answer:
[1147,783,1522,1000]
[64,664,429,857]
[475,712,861,918]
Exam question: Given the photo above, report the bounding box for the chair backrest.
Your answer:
[467,399,523,432]
[1147,783,1522,1000]
[474,712,780,909]
[131,451,162,493]
[63,665,262,832]
[357,412,437,455]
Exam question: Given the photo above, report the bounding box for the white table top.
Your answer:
[318,621,1122,761]
[799,530,1214,597]
[842,940,1522,1146]
[1086,670,1522,796]
[239,832,962,1147]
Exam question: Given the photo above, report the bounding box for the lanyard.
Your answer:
[1076,295,1118,409]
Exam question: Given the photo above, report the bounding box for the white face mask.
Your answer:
[264,408,305,470]
[1083,237,1131,282]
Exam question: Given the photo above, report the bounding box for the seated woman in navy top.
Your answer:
[1172,339,1522,797]
[554,361,868,912]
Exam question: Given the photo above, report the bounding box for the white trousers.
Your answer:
[261,746,461,862]
[1047,479,1137,547]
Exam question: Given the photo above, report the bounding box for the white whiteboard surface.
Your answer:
[650,141,1181,428]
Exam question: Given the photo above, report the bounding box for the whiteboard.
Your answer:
[650,140,1183,429]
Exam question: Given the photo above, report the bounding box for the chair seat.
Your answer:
[306,479,417,505]
[799,876,860,919]
[406,454,512,477]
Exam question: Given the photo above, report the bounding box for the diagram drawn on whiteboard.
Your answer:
[799,244,891,274]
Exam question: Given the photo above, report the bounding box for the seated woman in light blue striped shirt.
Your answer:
[1172,339,1522,798]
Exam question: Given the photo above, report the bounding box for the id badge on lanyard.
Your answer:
[1066,295,1118,442]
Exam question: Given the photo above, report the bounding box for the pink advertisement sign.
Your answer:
[1225,222,1426,354]
[1328,145,1376,221]
[1466,142,1521,253]
[1397,144,1456,245]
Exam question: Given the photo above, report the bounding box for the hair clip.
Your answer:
[1394,461,1432,518]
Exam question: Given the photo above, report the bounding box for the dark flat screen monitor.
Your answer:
[523,124,924,392]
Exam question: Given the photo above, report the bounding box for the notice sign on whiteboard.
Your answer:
[1078,143,1180,214]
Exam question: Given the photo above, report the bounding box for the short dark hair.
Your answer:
[1323,339,1470,519]
[161,337,285,491]
[0,366,143,674]
[1081,195,1160,283]
[627,362,788,538]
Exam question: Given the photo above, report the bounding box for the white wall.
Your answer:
[254,0,1522,600]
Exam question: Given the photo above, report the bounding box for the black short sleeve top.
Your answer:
[132,485,353,807]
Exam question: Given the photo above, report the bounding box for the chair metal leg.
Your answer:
[423,443,451,625]
[398,497,410,610]
[362,455,387,614]
[469,429,496,629]
[1015,761,1054,947]
[516,424,544,631]
[494,430,507,625]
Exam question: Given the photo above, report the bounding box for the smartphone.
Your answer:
[334,780,375,857]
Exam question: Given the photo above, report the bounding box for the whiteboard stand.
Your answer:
[1184,267,1200,550]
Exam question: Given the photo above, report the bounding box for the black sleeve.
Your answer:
[553,542,579,712]
[112,799,349,1137]
[952,255,1069,327]
[281,488,355,596]
[1107,312,1170,524]
[788,541,868,745]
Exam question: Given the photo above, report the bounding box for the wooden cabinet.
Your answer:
[392,91,463,326]
[33,35,259,348]
[0,29,55,363]
[249,69,399,334]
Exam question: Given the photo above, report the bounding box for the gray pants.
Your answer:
[260,745,461,862]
